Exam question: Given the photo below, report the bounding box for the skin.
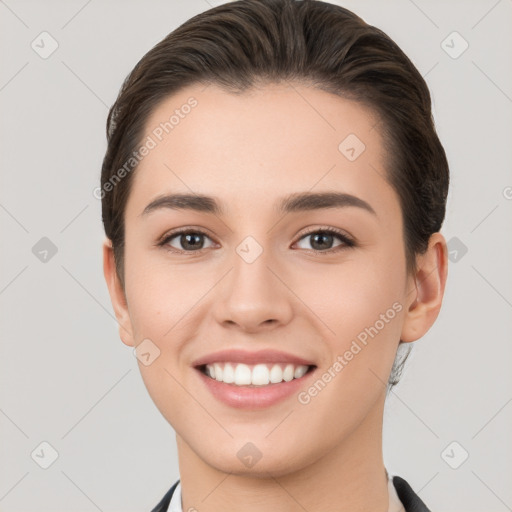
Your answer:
[103,81,448,512]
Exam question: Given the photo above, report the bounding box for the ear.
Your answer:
[102,238,135,347]
[400,232,449,343]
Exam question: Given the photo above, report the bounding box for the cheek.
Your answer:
[298,253,405,340]
[123,253,199,420]
[296,253,406,405]
[123,243,196,339]
[123,249,218,413]
[124,271,169,342]
[297,264,404,426]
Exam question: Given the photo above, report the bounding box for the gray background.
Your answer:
[1,0,511,510]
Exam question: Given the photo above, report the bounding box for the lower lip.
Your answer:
[196,367,316,409]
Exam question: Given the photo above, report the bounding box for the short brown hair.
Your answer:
[100,0,449,389]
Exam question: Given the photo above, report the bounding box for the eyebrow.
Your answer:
[140,191,377,217]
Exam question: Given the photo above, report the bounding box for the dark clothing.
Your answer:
[150,475,431,512]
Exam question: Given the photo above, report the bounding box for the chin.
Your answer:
[190,435,315,478]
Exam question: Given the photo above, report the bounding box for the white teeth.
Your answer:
[283,364,294,382]
[269,364,283,383]
[222,363,235,383]
[251,364,270,386]
[294,365,308,378]
[234,363,252,385]
[204,362,310,386]
[214,363,223,381]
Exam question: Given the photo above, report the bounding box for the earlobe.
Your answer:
[400,232,449,343]
[102,238,135,347]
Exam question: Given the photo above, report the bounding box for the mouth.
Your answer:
[194,360,318,409]
[196,362,317,387]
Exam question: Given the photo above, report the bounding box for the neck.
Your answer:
[176,395,389,512]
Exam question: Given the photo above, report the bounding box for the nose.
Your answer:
[212,242,294,333]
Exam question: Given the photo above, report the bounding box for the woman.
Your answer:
[100,1,449,510]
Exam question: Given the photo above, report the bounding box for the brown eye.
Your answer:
[295,228,355,253]
[161,230,215,252]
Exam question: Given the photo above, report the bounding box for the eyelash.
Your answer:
[156,226,356,256]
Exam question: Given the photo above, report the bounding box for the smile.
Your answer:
[195,363,317,409]
[201,362,313,386]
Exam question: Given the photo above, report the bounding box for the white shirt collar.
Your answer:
[167,479,182,512]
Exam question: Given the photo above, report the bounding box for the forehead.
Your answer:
[126,82,399,222]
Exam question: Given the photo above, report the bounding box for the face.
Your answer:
[104,81,438,477]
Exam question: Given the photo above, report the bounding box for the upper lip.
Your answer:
[192,349,316,367]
